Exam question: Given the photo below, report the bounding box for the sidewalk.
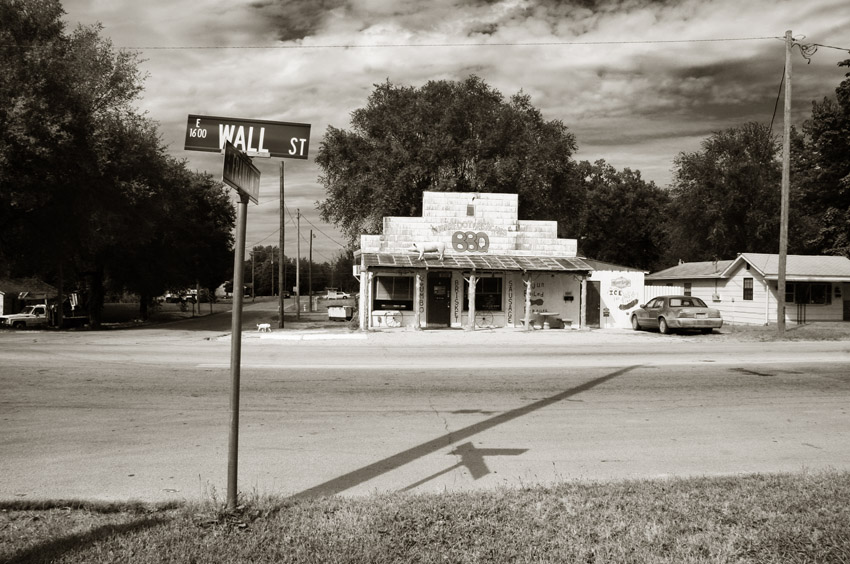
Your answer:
[245,313,850,345]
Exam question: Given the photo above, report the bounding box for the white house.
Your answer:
[645,253,850,325]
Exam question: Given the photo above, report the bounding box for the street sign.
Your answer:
[222,142,260,204]
[185,114,311,159]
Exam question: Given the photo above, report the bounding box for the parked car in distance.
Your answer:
[0,304,49,329]
[324,288,351,299]
[631,295,723,334]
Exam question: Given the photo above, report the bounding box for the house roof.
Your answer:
[0,277,58,297]
[646,260,733,280]
[361,253,592,273]
[723,253,850,281]
[647,254,850,282]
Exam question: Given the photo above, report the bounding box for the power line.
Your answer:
[301,216,348,250]
[121,36,781,51]
[809,42,850,52]
[769,65,785,133]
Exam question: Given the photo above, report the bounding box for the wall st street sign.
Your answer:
[184,112,312,510]
[184,114,311,159]
[222,141,260,204]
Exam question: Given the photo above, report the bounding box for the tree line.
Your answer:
[240,246,355,297]
[0,0,235,325]
[4,0,849,327]
[317,68,850,271]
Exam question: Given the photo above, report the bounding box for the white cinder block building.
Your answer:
[354,191,600,330]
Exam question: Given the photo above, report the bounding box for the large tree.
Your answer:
[316,76,581,244]
[576,160,670,271]
[0,0,235,325]
[792,59,850,257]
[666,122,782,263]
[0,0,144,278]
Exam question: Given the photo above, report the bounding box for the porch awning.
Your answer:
[361,253,592,273]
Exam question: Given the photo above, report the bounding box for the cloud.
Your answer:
[61,0,850,259]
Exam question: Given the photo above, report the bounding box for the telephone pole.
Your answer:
[278,163,284,328]
[309,229,314,312]
[296,208,301,321]
[777,30,792,333]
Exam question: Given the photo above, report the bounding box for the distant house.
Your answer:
[0,277,57,317]
[646,253,850,325]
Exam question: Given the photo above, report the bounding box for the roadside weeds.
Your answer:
[2,470,848,563]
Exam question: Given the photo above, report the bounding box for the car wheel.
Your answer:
[658,317,670,334]
[11,321,25,329]
[701,328,713,334]
[631,315,641,331]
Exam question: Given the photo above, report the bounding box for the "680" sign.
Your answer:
[452,231,490,252]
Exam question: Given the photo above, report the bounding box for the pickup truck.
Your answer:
[0,304,49,329]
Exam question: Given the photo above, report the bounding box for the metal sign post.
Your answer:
[227,191,249,511]
[221,142,260,511]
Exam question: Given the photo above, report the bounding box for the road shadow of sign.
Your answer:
[401,442,528,492]
[290,365,640,499]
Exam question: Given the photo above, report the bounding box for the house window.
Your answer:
[463,277,503,311]
[809,284,831,305]
[684,282,692,297]
[374,275,414,310]
[785,283,795,304]
[787,282,832,305]
[743,278,753,301]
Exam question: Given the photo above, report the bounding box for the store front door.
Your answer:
[586,281,601,328]
[427,272,451,327]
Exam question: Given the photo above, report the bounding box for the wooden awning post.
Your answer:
[414,272,423,330]
[464,272,477,331]
[522,272,532,331]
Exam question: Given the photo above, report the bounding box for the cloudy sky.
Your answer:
[60,0,850,263]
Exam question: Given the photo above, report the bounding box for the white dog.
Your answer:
[256,323,271,332]
[408,242,445,261]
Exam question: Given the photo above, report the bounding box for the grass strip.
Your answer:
[2,470,848,563]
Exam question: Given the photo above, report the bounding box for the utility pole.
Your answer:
[296,208,301,321]
[278,162,284,328]
[309,229,313,312]
[778,29,792,333]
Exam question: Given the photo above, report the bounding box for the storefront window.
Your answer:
[463,277,503,311]
[374,275,414,310]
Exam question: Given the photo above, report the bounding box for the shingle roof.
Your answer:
[0,277,57,296]
[647,254,850,282]
[646,260,733,280]
[729,253,850,280]
[362,253,592,272]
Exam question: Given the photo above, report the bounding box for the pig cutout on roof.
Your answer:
[408,242,445,261]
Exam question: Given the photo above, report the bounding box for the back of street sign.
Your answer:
[222,141,260,204]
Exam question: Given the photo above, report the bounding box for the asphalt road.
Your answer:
[1,310,849,503]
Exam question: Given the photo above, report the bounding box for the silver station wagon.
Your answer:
[631,295,723,334]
